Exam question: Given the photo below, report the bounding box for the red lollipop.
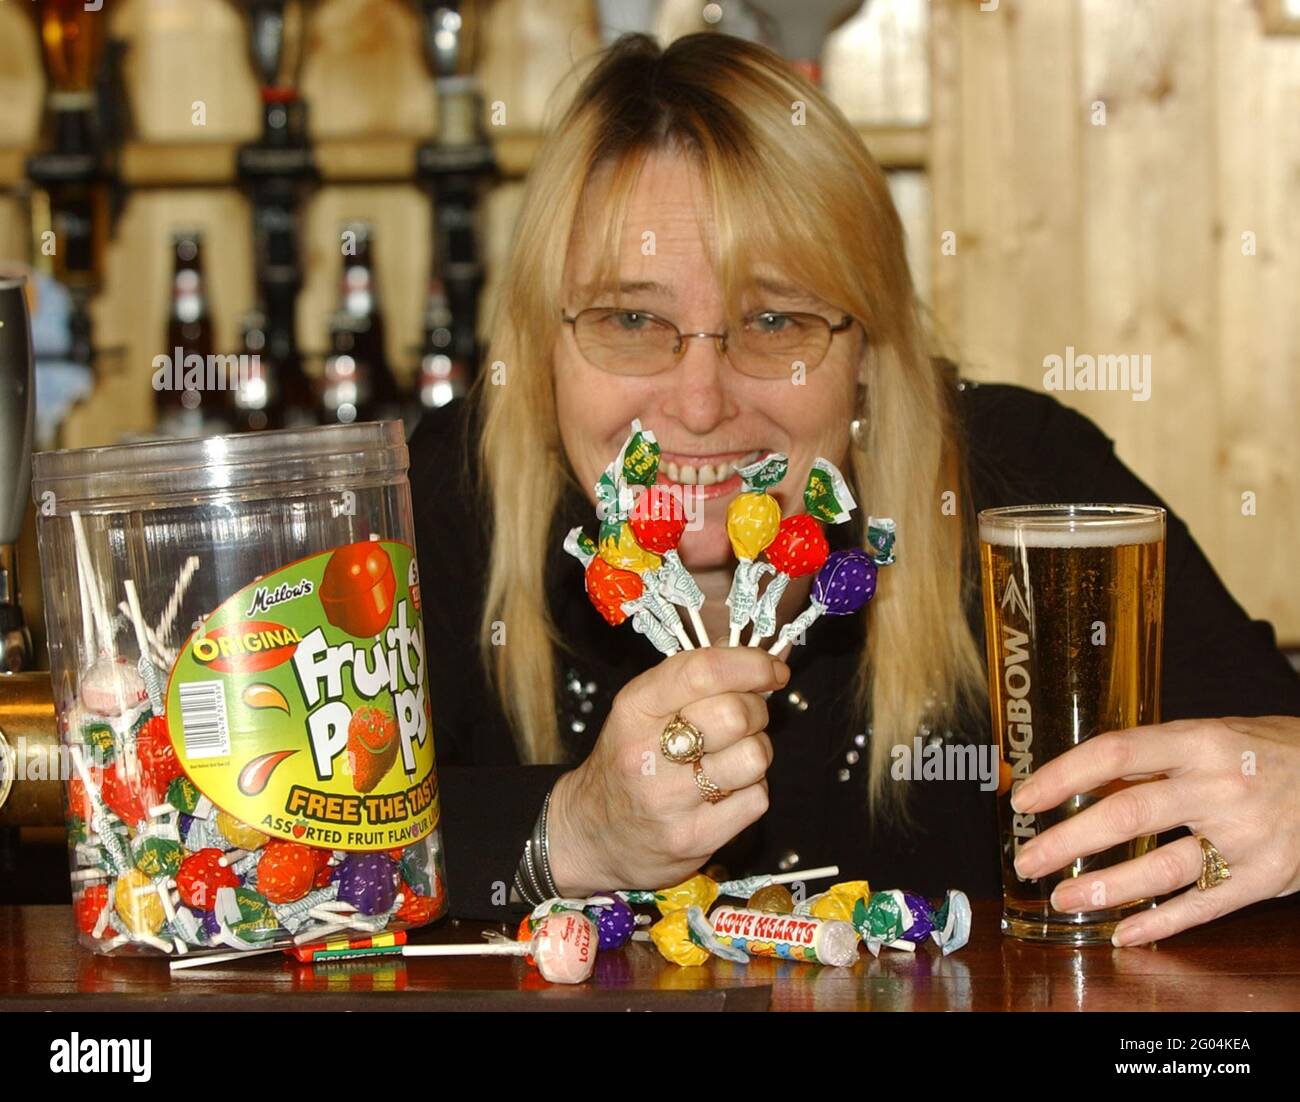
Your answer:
[137,715,183,796]
[629,486,687,554]
[765,514,830,578]
[100,761,151,826]
[177,848,241,911]
[258,841,319,903]
[320,541,397,637]
[75,884,110,937]
[396,881,442,925]
[585,556,644,626]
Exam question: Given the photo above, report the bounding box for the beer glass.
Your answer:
[978,504,1165,944]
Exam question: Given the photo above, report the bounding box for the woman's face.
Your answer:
[554,151,863,572]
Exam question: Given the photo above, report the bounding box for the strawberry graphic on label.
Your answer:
[347,704,399,794]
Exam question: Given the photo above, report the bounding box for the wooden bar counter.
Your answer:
[2,897,1298,1012]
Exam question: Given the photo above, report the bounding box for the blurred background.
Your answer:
[0,0,1297,665]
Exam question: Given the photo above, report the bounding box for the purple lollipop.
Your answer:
[332,853,399,915]
[201,909,222,938]
[812,548,877,615]
[584,894,638,950]
[771,548,878,655]
[898,891,935,944]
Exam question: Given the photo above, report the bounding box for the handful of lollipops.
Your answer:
[563,421,896,656]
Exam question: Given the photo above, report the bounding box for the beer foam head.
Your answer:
[979,505,1164,548]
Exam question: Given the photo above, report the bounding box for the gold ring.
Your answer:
[660,713,705,764]
[1195,835,1231,891]
[693,759,729,803]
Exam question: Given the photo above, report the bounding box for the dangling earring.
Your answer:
[849,384,867,450]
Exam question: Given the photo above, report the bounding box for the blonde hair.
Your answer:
[476,34,987,814]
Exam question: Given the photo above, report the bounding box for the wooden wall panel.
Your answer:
[930,0,1300,640]
[1213,0,1300,631]
[826,0,929,125]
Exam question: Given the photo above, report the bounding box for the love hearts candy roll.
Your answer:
[707,906,860,967]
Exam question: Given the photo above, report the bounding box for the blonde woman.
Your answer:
[410,34,1300,945]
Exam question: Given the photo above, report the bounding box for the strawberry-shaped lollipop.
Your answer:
[631,485,710,648]
[725,453,787,645]
[770,547,880,658]
[564,528,644,626]
[594,447,696,652]
[748,458,857,646]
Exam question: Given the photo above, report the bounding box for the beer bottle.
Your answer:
[156,230,215,438]
[415,277,469,413]
[320,221,402,424]
[224,306,317,432]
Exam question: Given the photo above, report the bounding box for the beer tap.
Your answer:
[234,0,318,429]
[742,0,862,84]
[414,1,497,409]
[0,276,35,675]
[24,0,126,378]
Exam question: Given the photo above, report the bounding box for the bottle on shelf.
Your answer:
[155,230,216,438]
[224,306,318,432]
[414,276,469,418]
[319,221,403,425]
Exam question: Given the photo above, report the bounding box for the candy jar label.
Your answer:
[165,540,439,853]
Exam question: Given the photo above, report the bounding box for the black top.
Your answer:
[410,381,1300,921]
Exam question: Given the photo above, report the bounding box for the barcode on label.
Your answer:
[177,681,231,760]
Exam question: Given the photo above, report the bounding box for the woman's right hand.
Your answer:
[547,646,790,896]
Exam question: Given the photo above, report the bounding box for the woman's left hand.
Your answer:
[1009,715,1300,946]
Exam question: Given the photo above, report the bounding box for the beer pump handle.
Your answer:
[0,275,34,549]
[0,274,35,672]
[743,0,862,82]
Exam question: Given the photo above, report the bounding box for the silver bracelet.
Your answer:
[514,788,558,907]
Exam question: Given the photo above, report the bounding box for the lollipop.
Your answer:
[621,865,840,912]
[769,548,878,658]
[404,910,598,984]
[564,528,643,627]
[725,453,787,645]
[630,485,710,648]
[748,458,856,647]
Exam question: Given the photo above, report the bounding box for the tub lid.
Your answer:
[32,420,408,511]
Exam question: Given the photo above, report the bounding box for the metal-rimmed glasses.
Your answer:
[561,307,855,379]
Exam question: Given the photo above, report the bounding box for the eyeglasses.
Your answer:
[560,307,855,379]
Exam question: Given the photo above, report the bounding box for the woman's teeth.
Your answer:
[663,449,763,487]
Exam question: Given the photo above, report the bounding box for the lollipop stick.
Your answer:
[169,946,284,971]
[671,622,695,651]
[728,624,742,647]
[77,561,95,661]
[71,511,111,656]
[685,606,711,648]
[745,627,764,647]
[768,636,791,660]
[770,865,838,887]
[402,942,528,958]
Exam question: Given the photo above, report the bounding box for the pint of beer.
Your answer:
[978,504,1165,944]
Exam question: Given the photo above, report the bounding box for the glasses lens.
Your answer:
[734,313,832,377]
[573,310,678,375]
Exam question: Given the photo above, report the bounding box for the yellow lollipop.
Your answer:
[726,493,782,562]
[598,520,662,575]
[649,909,710,967]
[216,810,269,851]
[725,453,788,645]
[652,873,721,915]
[114,868,166,937]
[808,880,872,923]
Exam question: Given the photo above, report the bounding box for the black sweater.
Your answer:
[409,381,1300,921]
